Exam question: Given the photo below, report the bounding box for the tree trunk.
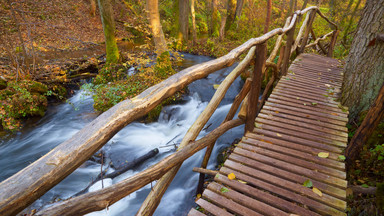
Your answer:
[146,0,168,54]
[224,0,236,32]
[234,0,244,28]
[341,0,384,120]
[219,9,227,41]
[98,0,119,64]
[191,0,197,44]
[177,0,189,48]
[345,83,384,164]
[210,0,219,36]
[264,0,272,33]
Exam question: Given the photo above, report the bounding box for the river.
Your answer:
[0,53,244,215]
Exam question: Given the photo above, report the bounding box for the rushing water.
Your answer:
[0,54,244,215]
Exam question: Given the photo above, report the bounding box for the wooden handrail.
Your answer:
[0,6,341,216]
[35,119,244,216]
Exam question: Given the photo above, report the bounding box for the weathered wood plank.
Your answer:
[208,182,289,216]
[258,112,348,137]
[188,208,207,216]
[239,139,345,170]
[244,134,344,161]
[196,198,233,216]
[214,173,320,216]
[220,166,346,216]
[232,148,348,188]
[256,115,347,143]
[252,128,345,153]
[227,154,347,200]
[202,189,262,216]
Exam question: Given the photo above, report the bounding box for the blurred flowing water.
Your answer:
[0,53,244,216]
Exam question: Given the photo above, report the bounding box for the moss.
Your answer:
[0,81,48,131]
[29,81,48,94]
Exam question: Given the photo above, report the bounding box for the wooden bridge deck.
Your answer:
[188,54,348,216]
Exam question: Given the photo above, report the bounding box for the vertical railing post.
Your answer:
[281,15,297,76]
[245,43,266,133]
[327,30,339,57]
[299,9,317,54]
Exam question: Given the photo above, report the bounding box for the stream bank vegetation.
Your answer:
[1,0,383,215]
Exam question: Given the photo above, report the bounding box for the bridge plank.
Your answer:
[188,208,206,216]
[191,53,348,216]
[244,134,344,161]
[195,198,233,216]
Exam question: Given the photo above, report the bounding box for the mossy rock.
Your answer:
[28,81,48,94]
[0,77,7,90]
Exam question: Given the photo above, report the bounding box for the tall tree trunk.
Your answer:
[224,0,236,32]
[146,0,168,54]
[210,0,219,36]
[177,0,189,48]
[234,0,244,28]
[264,0,272,34]
[340,0,354,26]
[341,0,384,120]
[191,0,197,44]
[98,0,120,64]
[219,9,227,41]
[328,0,337,29]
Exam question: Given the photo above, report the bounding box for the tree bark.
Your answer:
[341,0,384,120]
[191,0,197,44]
[146,0,168,54]
[224,0,237,32]
[210,0,219,36]
[98,0,120,64]
[345,83,384,164]
[234,0,244,28]
[264,0,272,34]
[177,0,189,48]
[219,9,227,41]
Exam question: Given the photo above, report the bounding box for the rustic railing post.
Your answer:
[281,15,297,76]
[327,30,340,57]
[245,43,266,133]
[310,28,327,54]
[299,9,317,54]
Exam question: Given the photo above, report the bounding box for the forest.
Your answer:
[0,0,383,215]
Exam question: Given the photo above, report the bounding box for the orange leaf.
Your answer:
[331,113,338,116]
[228,173,236,180]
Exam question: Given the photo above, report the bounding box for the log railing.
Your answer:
[0,7,339,216]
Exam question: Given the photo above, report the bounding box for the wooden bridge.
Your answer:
[188,54,348,216]
[0,6,349,216]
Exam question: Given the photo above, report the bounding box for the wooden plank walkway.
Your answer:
[188,54,348,216]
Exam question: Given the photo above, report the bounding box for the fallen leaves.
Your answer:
[318,152,329,158]
[228,173,236,180]
[338,155,346,161]
[303,179,313,188]
[213,84,220,89]
[220,187,229,193]
[276,133,282,137]
[312,187,323,196]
